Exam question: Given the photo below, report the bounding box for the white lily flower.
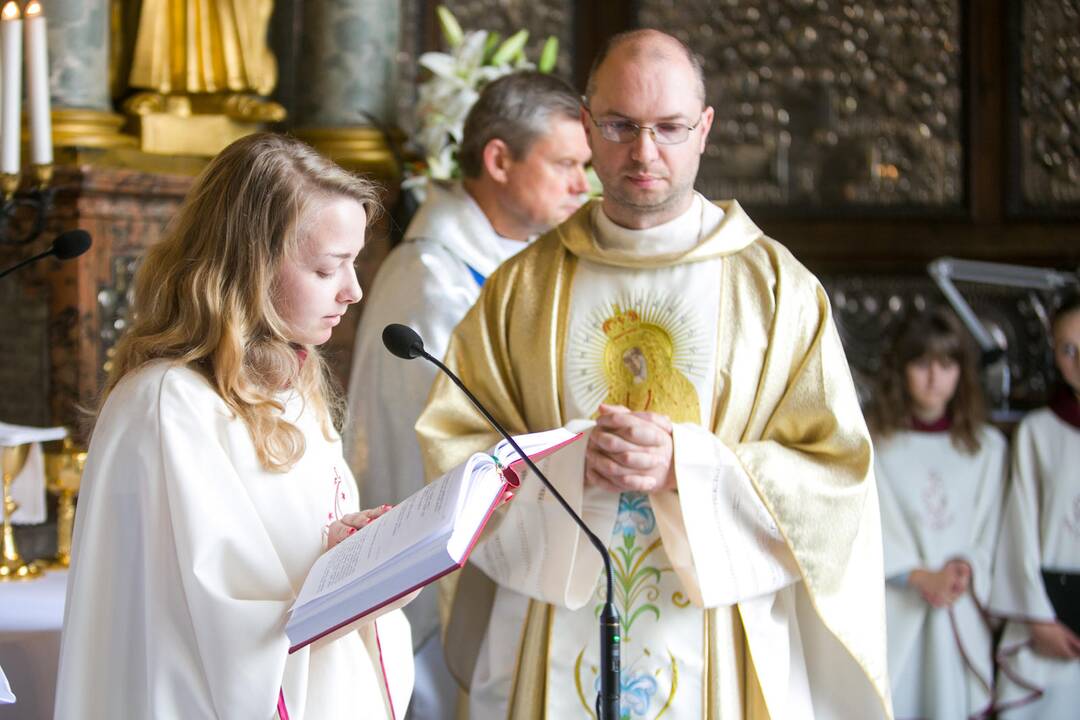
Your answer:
[406,19,555,187]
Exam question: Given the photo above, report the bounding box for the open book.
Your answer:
[286,427,582,652]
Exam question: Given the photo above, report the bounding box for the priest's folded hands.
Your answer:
[584,402,676,493]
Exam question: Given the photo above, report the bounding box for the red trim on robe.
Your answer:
[278,688,290,720]
[375,620,397,720]
[909,415,952,433]
[1049,384,1080,430]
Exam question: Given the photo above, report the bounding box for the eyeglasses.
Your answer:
[584,107,703,145]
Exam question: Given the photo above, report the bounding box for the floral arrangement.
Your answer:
[404,6,559,192]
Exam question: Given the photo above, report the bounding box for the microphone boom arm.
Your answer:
[380,319,621,719]
[421,349,616,603]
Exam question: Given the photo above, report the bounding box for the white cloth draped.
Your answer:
[875,427,1007,719]
[9,443,47,524]
[990,409,1080,718]
[55,362,413,719]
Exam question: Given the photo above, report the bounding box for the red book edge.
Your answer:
[501,431,583,486]
[287,431,582,654]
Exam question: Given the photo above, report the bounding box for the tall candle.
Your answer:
[0,1,22,175]
[24,0,50,166]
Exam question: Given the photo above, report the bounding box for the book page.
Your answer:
[493,427,580,471]
[447,457,504,561]
[294,460,470,609]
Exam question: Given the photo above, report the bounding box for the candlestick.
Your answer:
[0,1,22,178]
[0,444,42,581]
[44,439,85,571]
[24,0,51,167]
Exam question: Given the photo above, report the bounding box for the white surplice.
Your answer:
[344,181,525,717]
[990,408,1080,719]
[55,362,413,720]
[875,426,1007,719]
[465,195,886,719]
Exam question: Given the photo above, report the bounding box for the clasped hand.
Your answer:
[584,403,675,494]
[909,559,971,608]
[1030,620,1080,660]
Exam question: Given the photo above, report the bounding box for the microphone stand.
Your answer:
[414,347,621,719]
[0,246,58,280]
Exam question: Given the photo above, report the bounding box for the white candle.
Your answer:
[24,0,50,166]
[0,1,22,175]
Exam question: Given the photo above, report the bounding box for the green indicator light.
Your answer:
[614,636,620,642]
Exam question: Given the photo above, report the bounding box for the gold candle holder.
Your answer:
[0,444,43,581]
[43,439,84,570]
[30,162,52,189]
[0,172,18,201]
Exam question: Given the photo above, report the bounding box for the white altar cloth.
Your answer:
[0,569,67,719]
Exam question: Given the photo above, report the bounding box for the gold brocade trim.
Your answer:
[704,609,713,720]
[737,606,780,720]
[553,250,577,422]
[51,109,136,149]
[572,649,596,720]
[507,600,552,720]
[292,126,401,180]
[708,257,730,436]
[654,650,680,718]
[554,199,761,270]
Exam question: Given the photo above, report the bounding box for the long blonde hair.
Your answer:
[101,132,381,472]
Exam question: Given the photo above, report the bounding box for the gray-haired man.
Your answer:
[344,70,591,719]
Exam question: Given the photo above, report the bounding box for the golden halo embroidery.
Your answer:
[566,292,707,424]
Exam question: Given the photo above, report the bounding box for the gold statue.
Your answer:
[125,0,285,154]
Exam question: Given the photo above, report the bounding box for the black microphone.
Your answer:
[0,229,92,280]
[382,323,621,720]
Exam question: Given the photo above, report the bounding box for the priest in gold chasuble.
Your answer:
[417,30,891,720]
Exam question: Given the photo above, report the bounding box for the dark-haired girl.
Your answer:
[868,309,1007,719]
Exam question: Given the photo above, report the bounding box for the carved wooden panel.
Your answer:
[0,169,193,440]
[823,274,1059,416]
[1014,0,1080,213]
[638,0,964,212]
[0,276,50,427]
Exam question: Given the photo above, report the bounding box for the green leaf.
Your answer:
[483,32,502,63]
[436,5,464,49]
[491,29,529,66]
[538,36,559,73]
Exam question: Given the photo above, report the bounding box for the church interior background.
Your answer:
[0,0,1076,635]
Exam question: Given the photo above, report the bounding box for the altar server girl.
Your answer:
[55,133,414,719]
[868,308,1007,719]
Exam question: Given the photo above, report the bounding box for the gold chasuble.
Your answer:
[417,199,892,719]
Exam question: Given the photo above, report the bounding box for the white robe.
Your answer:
[875,427,1007,719]
[989,408,1080,719]
[344,181,524,717]
[55,362,413,720]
